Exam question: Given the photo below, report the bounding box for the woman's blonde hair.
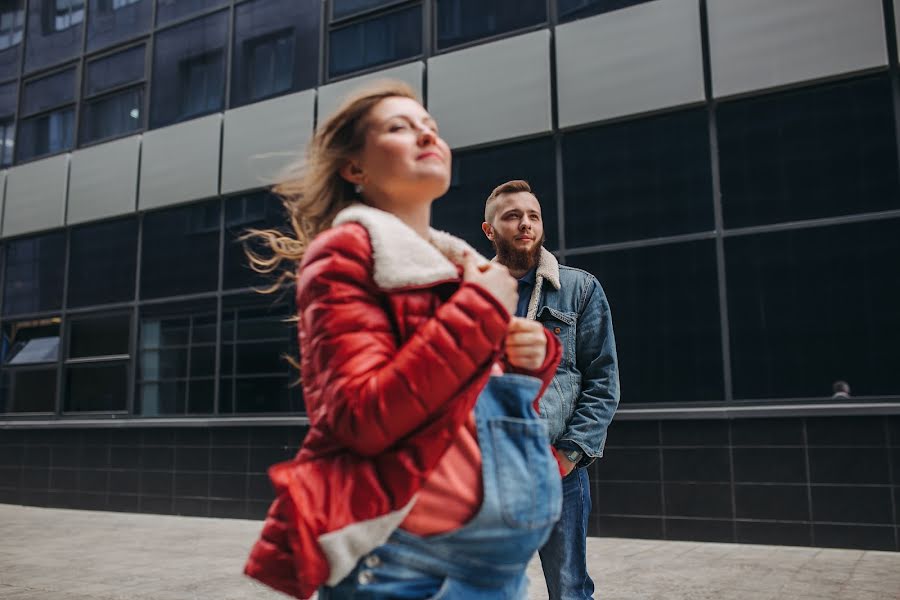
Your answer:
[244,80,420,289]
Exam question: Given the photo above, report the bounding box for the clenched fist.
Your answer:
[505,317,548,371]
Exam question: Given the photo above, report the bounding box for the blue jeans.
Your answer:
[538,467,594,600]
[319,374,562,599]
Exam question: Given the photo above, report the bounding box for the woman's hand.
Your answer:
[505,317,548,371]
[462,253,518,316]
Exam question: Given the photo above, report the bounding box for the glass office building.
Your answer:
[0,0,898,551]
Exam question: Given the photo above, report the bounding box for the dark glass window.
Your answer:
[328,4,422,79]
[140,200,220,299]
[19,68,76,161]
[726,219,900,400]
[332,0,400,20]
[0,118,13,165]
[87,0,151,52]
[0,319,60,413]
[436,0,546,50]
[24,0,83,72]
[0,0,24,81]
[563,109,714,247]
[231,0,320,107]
[224,192,288,290]
[137,301,217,415]
[151,10,227,128]
[64,313,130,412]
[718,76,900,229]
[568,240,724,404]
[3,232,66,316]
[220,296,301,413]
[557,0,653,23]
[433,137,558,258]
[81,46,146,144]
[67,217,138,308]
[156,0,227,25]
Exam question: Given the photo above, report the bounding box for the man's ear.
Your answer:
[339,161,365,186]
[481,222,494,240]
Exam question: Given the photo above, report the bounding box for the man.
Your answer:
[482,180,619,600]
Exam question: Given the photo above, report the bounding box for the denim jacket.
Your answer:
[524,248,620,467]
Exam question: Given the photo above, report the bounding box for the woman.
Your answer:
[244,81,563,599]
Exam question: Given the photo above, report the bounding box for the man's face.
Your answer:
[483,191,545,271]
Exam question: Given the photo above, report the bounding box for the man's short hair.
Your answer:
[484,179,533,222]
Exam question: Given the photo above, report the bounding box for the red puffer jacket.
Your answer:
[244,204,561,599]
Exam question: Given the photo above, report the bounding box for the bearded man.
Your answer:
[481,179,620,600]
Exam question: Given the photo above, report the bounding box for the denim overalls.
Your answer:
[319,373,563,599]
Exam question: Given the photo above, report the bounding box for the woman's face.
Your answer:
[353,96,452,204]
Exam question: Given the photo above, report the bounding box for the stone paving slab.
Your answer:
[0,504,898,599]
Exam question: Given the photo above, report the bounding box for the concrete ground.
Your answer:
[0,504,898,600]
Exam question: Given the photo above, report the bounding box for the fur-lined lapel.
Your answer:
[333,203,488,290]
[525,247,561,320]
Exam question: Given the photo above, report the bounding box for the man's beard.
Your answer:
[493,232,544,273]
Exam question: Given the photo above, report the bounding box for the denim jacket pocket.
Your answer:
[537,306,577,367]
[489,416,562,530]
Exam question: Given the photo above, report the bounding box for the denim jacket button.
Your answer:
[554,327,561,334]
[364,554,381,568]
[358,570,375,585]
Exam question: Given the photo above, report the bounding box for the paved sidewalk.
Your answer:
[1,504,898,600]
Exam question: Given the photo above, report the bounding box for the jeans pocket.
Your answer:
[489,416,561,530]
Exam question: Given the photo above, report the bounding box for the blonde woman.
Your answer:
[244,81,563,599]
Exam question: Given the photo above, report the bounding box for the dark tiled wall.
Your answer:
[0,426,307,520]
[588,416,900,551]
[1,416,898,552]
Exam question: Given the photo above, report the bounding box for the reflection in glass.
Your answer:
[87,0,151,51]
[17,108,75,160]
[332,0,399,19]
[85,44,145,95]
[328,5,421,78]
[2,319,60,365]
[3,232,66,316]
[80,87,143,144]
[22,68,76,115]
[68,218,138,307]
[726,219,900,399]
[223,192,287,290]
[436,0,545,49]
[155,0,227,25]
[557,0,652,23]
[568,240,724,404]
[25,0,84,71]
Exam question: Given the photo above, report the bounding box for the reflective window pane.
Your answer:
[328,5,422,79]
[0,80,17,116]
[24,0,84,72]
[68,314,130,358]
[557,0,653,23]
[17,107,75,160]
[86,0,151,52]
[85,45,145,96]
[231,0,320,107]
[436,0,546,50]
[568,240,724,404]
[64,363,127,411]
[718,75,900,229]
[140,200,220,299]
[2,320,60,365]
[67,217,138,307]
[22,67,76,115]
[1,368,56,412]
[332,0,400,20]
[0,0,24,81]
[220,297,301,414]
[156,0,227,25]
[563,109,714,247]
[0,118,13,166]
[3,232,65,316]
[433,137,558,258]
[150,10,227,128]
[80,86,143,144]
[223,192,288,290]
[726,219,900,400]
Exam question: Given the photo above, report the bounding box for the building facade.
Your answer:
[0,0,898,551]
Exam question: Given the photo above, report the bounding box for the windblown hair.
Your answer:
[484,179,533,223]
[243,80,420,291]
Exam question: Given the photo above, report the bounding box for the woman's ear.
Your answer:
[339,161,365,186]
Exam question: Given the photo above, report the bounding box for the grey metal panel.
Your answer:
[556,0,705,128]
[708,0,888,99]
[317,62,425,126]
[139,114,222,211]
[2,155,69,238]
[221,90,315,195]
[67,135,140,225]
[427,30,552,149]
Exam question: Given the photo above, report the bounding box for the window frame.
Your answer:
[79,41,148,146]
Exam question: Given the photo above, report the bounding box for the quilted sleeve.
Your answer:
[298,223,510,457]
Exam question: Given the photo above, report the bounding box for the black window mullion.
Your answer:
[55,227,72,416]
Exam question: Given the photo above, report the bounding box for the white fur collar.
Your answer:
[536,247,561,291]
[333,203,488,290]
